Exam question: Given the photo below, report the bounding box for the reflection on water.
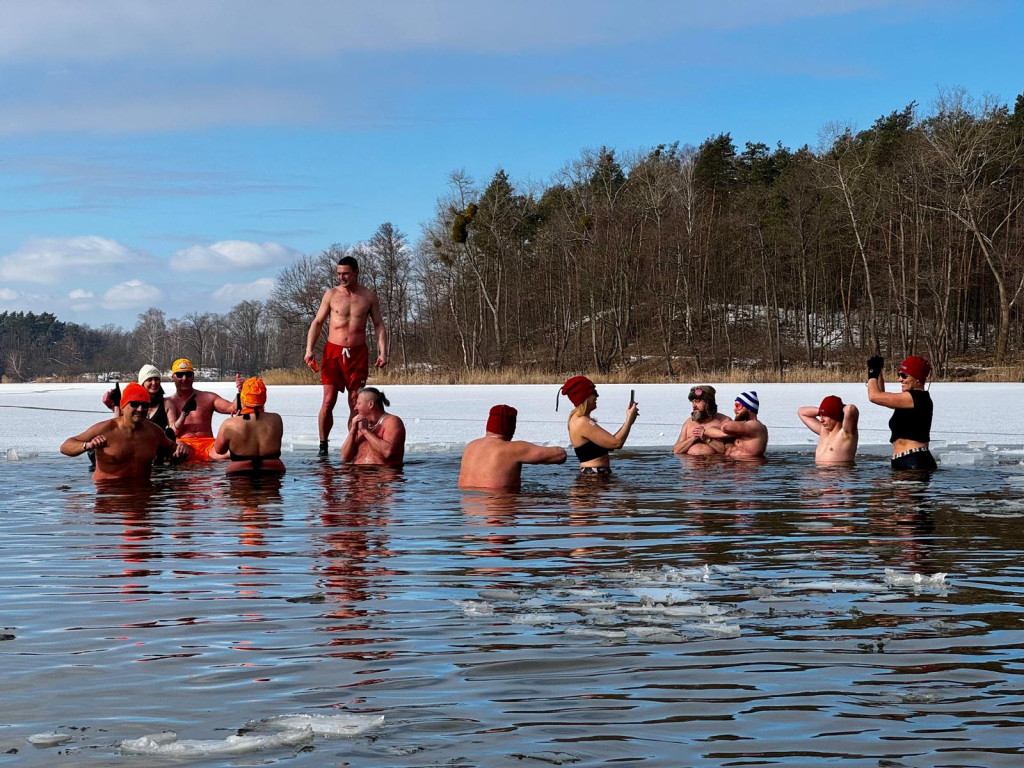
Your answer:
[3,451,1024,766]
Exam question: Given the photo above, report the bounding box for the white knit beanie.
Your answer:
[137,364,162,384]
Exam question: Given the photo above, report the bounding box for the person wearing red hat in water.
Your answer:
[60,382,188,480]
[866,354,936,470]
[560,376,638,474]
[798,395,859,464]
[459,405,567,490]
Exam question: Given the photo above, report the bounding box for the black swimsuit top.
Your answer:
[888,389,932,444]
[574,440,610,463]
[229,450,282,464]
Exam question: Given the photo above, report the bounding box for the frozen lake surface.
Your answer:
[3,381,1023,461]
[2,382,1024,765]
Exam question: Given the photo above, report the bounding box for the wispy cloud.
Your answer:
[101,279,162,310]
[170,241,299,273]
[211,277,276,304]
[0,236,147,284]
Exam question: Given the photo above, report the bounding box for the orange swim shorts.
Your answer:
[178,435,217,462]
[320,342,369,392]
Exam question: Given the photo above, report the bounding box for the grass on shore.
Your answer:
[256,363,1024,386]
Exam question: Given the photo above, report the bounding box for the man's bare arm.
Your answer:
[516,443,567,465]
[304,291,332,363]
[797,407,823,434]
[369,292,388,367]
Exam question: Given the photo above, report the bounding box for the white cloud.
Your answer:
[0,236,144,284]
[101,279,162,310]
[0,287,19,300]
[170,240,297,273]
[211,277,276,304]
[68,288,95,299]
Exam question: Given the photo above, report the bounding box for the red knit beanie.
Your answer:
[898,356,931,382]
[818,395,844,421]
[560,376,596,407]
[486,404,517,439]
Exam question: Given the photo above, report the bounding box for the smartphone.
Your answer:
[629,389,636,406]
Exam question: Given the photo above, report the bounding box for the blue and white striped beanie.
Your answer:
[735,391,759,413]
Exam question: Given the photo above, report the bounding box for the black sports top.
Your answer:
[888,389,932,444]
[229,450,282,462]
[573,440,610,463]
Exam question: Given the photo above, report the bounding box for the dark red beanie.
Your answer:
[486,404,517,438]
[818,395,843,421]
[560,376,596,407]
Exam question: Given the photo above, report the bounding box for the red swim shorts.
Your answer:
[321,342,369,392]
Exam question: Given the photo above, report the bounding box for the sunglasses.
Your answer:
[126,401,148,409]
[897,372,910,380]
[173,372,194,378]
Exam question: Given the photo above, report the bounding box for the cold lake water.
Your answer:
[3,449,1024,767]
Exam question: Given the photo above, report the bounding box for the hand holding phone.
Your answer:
[629,389,636,406]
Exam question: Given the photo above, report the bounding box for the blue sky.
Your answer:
[0,0,1021,329]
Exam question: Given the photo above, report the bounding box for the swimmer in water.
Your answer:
[701,391,768,460]
[61,382,188,480]
[165,358,241,461]
[867,354,936,471]
[459,405,567,491]
[797,396,859,464]
[340,386,405,467]
[561,376,638,475]
[213,377,286,476]
[673,385,729,455]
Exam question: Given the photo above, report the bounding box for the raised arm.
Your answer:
[842,404,860,434]
[797,406,823,435]
[867,376,914,409]
[574,403,638,450]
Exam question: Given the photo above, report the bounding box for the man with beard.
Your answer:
[702,391,768,459]
[673,385,729,456]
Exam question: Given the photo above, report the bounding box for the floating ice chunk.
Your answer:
[940,452,980,466]
[883,569,947,588]
[684,622,741,638]
[523,597,547,608]
[120,728,313,756]
[512,612,567,624]
[561,601,618,613]
[452,600,494,617]
[478,589,521,602]
[252,713,384,738]
[559,589,605,598]
[758,595,805,603]
[787,579,887,593]
[625,626,686,643]
[662,603,727,617]
[967,440,987,449]
[661,564,711,582]
[564,626,626,640]
[6,449,37,461]
[27,732,72,746]
[630,587,696,605]
[710,564,740,575]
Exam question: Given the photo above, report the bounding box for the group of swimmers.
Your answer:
[61,351,936,488]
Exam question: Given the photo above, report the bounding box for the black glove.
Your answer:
[110,381,121,401]
[867,355,884,380]
[181,393,198,414]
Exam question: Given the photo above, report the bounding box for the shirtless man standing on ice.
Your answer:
[798,396,859,465]
[305,255,388,457]
[702,391,768,460]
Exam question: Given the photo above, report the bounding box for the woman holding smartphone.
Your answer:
[560,376,639,475]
